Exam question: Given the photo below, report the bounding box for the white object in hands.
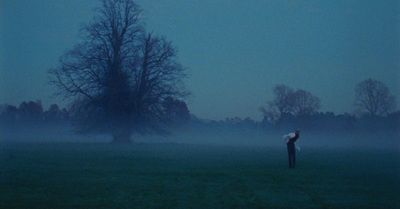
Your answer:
[283,133,295,143]
[282,132,300,151]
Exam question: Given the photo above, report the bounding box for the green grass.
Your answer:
[0,142,399,208]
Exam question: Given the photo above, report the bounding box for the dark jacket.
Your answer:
[287,134,299,144]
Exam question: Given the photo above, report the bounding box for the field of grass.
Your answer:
[1,142,399,208]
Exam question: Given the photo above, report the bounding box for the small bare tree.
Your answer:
[49,0,186,143]
[261,85,321,122]
[260,85,295,122]
[292,89,321,117]
[354,78,396,118]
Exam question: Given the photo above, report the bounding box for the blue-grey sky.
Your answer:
[1,0,399,120]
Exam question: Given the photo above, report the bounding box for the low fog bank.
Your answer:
[1,124,398,151]
[0,125,110,144]
[155,127,399,150]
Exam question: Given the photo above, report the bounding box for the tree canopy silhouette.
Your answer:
[260,85,321,123]
[354,78,395,118]
[49,0,186,143]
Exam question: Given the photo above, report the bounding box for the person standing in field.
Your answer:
[283,129,300,168]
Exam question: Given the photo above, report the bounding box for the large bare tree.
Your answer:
[354,78,395,118]
[49,0,186,143]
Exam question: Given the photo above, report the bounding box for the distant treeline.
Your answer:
[190,112,400,134]
[0,99,190,131]
[0,101,69,128]
[260,112,400,133]
[1,100,399,137]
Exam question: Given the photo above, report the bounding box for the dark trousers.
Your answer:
[287,143,296,168]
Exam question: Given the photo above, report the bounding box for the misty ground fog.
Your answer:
[146,128,400,151]
[1,127,399,208]
[1,123,398,152]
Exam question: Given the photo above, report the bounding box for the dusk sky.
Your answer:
[1,0,399,120]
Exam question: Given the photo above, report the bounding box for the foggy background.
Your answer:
[1,0,399,121]
[1,2,399,209]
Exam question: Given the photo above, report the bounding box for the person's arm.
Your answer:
[296,141,300,151]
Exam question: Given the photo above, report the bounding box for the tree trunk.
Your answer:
[112,130,132,144]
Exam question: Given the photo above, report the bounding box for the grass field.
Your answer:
[0,142,399,208]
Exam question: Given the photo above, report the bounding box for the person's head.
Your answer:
[295,129,300,135]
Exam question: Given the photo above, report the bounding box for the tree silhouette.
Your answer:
[354,78,396,118]
[260,85,295,122]
[49,0,186,143]
[44,104,63,123]
[18,101,43,124]
[261,85,321,123]
[162,97,190,125]
[292,89,321,117]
